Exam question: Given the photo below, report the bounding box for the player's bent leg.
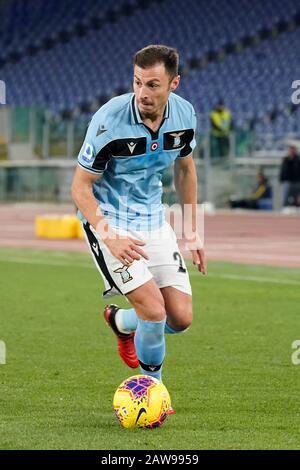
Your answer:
[126,279,166,321]
[126,279,166,381]
[104,304,139,369]
[160,286,193,333]
[108,303,190,336]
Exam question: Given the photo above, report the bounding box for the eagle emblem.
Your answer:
[113,265,133,284]
[170,131,185,148]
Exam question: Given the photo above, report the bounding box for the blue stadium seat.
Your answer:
[0,0,299,138]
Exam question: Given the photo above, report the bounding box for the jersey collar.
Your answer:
[130,95,170,125]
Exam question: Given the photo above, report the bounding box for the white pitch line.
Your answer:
[0,255,300,286]
[0,256,93,269]
[190,271,300,286]
[206,251,300,262]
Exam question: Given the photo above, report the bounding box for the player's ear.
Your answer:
[170,75,180,92]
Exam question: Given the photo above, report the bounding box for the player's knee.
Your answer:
[177,318,192,331]
[183,305,193,329]
[135,300,166,322]
[170,307,193,331]
[149,303,166,322]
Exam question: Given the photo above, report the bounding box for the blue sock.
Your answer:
[119,308,184,335]
[119,308,138,332]
[134,318,166,381]
[164,322,186,334]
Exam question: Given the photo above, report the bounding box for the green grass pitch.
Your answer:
[0,247,299,450]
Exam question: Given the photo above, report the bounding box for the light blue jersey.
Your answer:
[77,92,196,231]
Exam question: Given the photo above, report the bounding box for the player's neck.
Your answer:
[140,104,166,132]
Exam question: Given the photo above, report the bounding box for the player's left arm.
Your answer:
[174,154,207,274]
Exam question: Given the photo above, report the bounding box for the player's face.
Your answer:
[133,64,180,118]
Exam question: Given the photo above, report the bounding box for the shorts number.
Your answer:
[173,252,187,273]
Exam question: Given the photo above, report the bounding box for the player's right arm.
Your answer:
[71,166,108,234]
[71,118,148,265]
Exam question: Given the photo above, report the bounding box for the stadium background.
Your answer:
[0,0,300,450]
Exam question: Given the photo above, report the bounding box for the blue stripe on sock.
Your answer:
[164,322,185,334]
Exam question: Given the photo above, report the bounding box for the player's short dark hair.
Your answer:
[134,45,179,78]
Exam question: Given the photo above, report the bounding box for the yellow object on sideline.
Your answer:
[75,217,85,240]
[35,215,83,239]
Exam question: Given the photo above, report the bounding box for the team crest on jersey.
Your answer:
[163,129,194,153]
[113,265,133,284]
[82,143,94,162]
[150,142,159,152]
[170,131,185,148]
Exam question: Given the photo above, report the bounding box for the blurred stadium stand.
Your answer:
[0,0,300,207]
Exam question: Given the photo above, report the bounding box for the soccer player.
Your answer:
[71,44,206,386]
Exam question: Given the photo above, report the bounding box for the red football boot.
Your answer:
[104,304,139,369]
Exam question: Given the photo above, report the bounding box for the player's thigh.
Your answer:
[160,286,192,330]
[83,222,153,297]
[126,279,166,322]
[147,222,192,299]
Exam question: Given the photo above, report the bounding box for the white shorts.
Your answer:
[83,221,192,298]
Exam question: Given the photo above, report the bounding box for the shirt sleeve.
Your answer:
[177,105,197,158]
[77,114,111,174]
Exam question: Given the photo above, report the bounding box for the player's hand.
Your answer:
[184,231,207,275]
[191,248,207,275]
[103,233,149,266]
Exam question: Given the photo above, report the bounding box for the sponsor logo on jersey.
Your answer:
[108,138,146,157]
[96,124,107,137]
[127,142,137,154]
[92,242,99,257]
